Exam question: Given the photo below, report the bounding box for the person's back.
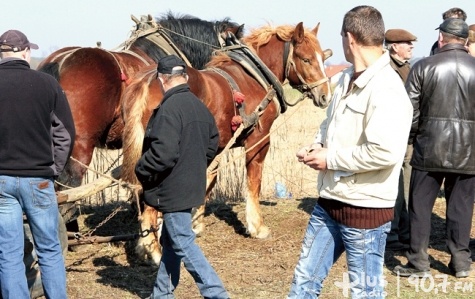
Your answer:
[0,29,74,299]
[408,33,475,172]
[0,58,74,176]
[142,83,218,212]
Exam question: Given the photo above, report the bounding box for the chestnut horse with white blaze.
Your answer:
[120,22,332,264]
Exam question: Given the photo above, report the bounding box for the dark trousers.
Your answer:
[387,169,410,244]
[388,145,412,244]
[406,169,475,272]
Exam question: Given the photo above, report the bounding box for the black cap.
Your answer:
[0,30,39,52]
[157,55,187,74]
[435,18,469,38]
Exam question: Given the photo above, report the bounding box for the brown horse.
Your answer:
[121,22,332,264]
[37,13,244,190]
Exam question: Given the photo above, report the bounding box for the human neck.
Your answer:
[351,46,384,72]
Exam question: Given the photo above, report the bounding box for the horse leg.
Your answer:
[245,140,271,239]
[192,170,218,236]
[192,205,206,236]
[136,203,162,265]
[56,138,97,189]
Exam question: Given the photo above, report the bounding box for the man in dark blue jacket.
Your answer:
[135,55,228,299]
[0,29,75,298]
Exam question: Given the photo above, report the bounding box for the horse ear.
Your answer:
[293,22,305,44]
[323,49,333,60]
[311,23,321,36]
[235,24,245,39]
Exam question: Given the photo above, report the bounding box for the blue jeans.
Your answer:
[288,203,390,299]
[0,176,67,299]
[151,209,228,299]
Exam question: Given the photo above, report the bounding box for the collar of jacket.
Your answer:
[153,83,190,111]
[437,43,468,54]
[353,50,391,90]
[390,54,409,67]
[0,57,29,67]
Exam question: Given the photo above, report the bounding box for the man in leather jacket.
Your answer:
[394,18,475,279]
[429,7,467,55]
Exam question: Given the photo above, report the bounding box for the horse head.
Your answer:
[286,22,332,108]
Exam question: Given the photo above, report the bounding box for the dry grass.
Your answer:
[212,87,326,202]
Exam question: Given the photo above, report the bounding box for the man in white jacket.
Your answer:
[287,5,413,298]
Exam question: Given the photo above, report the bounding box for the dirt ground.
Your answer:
[47,195,475,299]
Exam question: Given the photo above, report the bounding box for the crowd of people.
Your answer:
[1,4,474,299]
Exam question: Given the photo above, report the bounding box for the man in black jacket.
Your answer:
[0,29,75,298]
[394,18,475,278]
[135,55,229,299]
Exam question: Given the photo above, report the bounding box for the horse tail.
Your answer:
[121,67,157,185]
[121,67,163,264]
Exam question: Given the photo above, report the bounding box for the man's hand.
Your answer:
[296,143,327,170]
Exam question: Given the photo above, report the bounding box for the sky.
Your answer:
[3,1,475,64]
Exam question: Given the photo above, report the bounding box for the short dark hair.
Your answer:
[440,31,467,44]
[442,7,467,21]
[342,6,385,46]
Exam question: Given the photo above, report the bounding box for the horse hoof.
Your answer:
[192,222,205,237]
[251,226,271,239]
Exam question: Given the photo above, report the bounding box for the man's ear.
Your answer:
[391,43,397,52]
[437,32,444,48]
[347,32,356,45]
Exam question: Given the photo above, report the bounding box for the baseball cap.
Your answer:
[157,55,187,74]
[435,18,469,38]
[0,29,39,52]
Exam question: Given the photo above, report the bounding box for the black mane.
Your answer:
[132,12,243,69]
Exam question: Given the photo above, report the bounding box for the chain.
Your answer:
[138,225,160,238]
[84,205,124,238]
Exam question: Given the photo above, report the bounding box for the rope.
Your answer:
[208,99,305,176]
[160,27,223,50]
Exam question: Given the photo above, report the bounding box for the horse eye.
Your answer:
[302,58,311,64]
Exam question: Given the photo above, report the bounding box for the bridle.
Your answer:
[283,41,329,104]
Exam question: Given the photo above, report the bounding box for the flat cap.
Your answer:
[385,29,417,43]
[157,55,187,75]
[435,18,468,38]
